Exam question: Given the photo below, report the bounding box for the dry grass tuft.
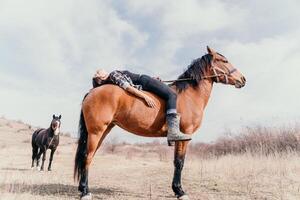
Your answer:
[22,139,31,144]
[189,125,300,158]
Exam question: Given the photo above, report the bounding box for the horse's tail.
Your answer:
[74,108,88,181]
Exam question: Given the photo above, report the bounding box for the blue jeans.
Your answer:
[138,75,177,112]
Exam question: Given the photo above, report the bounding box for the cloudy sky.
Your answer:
[1,0,300,143]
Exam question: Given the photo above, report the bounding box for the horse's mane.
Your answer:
[174,54,212,92]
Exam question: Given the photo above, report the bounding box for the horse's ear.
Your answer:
[59,115,61,119]
[207,46,216,56]
[53,114,55,119]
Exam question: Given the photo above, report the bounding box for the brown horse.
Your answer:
[74,47,246,200]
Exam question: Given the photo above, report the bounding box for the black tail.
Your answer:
[74,110,88,181]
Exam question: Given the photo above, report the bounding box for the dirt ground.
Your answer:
[1,117,300,200]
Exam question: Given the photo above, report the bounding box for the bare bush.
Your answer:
[22,139,31,143]
[190,125,300,158]
[99,124,300,159]
[103,136,120,154]
[61,132,72,137]
[156,146,168,162]
[0,143,6,149]
[5,122,12,128]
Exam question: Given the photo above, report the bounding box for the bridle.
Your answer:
[210,64,237,84]
[163,62,237,84]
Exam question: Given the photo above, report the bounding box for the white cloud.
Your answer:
[0,0,148,134]
[162,0,244,38]
[0,0,148,86]
[122,0,246,76]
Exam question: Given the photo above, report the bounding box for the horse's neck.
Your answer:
[178,79,213,133]
[195,79,213,108]
[47,127,54,137]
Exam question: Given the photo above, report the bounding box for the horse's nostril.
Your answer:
[241,76,246,84]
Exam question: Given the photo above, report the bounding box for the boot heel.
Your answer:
[168,141,175,146]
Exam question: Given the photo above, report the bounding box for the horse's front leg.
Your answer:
[48,148,56,171]
[172,141,189,200]
[40,148,47,171]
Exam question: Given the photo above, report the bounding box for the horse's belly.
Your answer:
[114,96,168,137]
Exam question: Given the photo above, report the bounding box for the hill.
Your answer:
[0,117,299,200]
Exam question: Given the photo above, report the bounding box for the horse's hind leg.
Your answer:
[36,148,41,167]
[36,148,44,170]
[31,145,38,168]
[79,123,114,199]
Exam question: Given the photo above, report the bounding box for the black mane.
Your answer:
[174,54,212,92]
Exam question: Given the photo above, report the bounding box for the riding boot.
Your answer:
[166,113,192,146]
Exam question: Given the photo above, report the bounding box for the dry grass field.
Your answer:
[0,117,300,200]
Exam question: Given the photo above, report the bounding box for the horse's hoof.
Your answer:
[81,193,92,200]
[178,194,190,200]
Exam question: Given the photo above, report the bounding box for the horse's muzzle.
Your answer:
[235,77,246,88]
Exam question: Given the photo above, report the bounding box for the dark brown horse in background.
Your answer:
[74,47,246,200]
[31,114,61,171]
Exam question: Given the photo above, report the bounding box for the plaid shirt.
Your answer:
[109,70,142,90]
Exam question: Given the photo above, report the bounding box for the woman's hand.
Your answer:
[143,95,156,108]
[125,86,156,108]
[153,76,162,82]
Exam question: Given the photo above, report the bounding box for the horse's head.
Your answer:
[207,46,246,88]
[51,114,61,135]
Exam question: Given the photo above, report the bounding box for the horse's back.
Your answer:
[32,128,45,146]
[83,85,168,136]
[32,128,41,141]
[86,84,166,109]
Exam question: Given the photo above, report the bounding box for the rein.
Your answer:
[163,65,237,84]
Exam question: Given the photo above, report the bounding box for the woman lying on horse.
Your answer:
[92,69,192,145]
[76,47,246,199]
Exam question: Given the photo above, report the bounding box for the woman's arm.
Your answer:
[92,77,101,88]
[126,86,156,108]
[109,71,156,108]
